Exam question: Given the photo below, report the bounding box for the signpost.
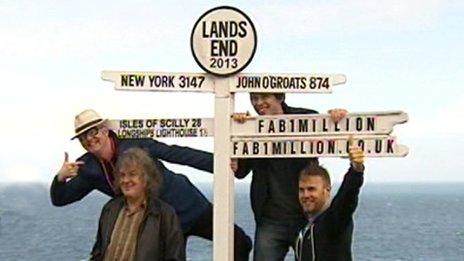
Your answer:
[190,6,257,76]
[102,5,408,261]
[101,71,215,92]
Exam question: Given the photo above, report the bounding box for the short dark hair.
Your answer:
[115,148,163,197]
[299,163,331,187]
[250,93,285,103]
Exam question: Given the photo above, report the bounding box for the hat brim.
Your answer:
[71,119,107,140]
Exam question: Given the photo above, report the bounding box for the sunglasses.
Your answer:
[78,127,100,142]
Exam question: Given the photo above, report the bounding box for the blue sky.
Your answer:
[1,0,463,183]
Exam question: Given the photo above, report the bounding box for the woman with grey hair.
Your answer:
[91,148,185,261]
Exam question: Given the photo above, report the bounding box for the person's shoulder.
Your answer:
[77,152,95,162]
[102,197,124,212]
[283,104,318,115]
[150,198,176,216]
[118,138,160,153]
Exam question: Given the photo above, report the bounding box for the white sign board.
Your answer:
[232,111,408,137]
[230,73,347,93]
[191,6,257,76]
[108,111,408,140]
[231,135,408,158]
[101,71,215,92]
[108,118,214,138]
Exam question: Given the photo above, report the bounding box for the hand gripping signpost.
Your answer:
[102,6,408,260]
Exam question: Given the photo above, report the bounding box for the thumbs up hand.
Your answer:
[348,136,365,172]
[57,152,84,182]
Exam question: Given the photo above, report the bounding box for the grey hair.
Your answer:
[115,148,163,197]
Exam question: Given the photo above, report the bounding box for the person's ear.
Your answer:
[326,185,332,193]
[100,126,109,136]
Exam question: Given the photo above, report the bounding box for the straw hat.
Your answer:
[71,109,107,140]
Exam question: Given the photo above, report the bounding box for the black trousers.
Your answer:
[185,204,253,261]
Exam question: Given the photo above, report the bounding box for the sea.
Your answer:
[0,182,463,261]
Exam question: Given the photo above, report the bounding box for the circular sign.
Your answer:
[191,6,257,77]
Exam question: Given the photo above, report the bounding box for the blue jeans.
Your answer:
[254,218,306,261]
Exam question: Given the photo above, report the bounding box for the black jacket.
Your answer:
[50,132,213,231]
[91,197,185,261]
[234,103,318,223]
[296,167,364,261]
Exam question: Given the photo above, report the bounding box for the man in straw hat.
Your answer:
[50,109,252,260]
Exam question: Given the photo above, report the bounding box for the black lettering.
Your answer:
[328,140,335,154]
[229,40,238,56]
[322,119,329,132]
[316,141,324,154]
[121,75,129,86]
[219,21,227,37]
[387,139,394,153]
[211,40,220,56]
[375,139,382,153]
[356,117,363,131]
[258,120,264,133]
[279,120,286,132]
[233,142,238,155]
[290,142,297,154]
[300,141,307,154]
[134,75,144,86]
[210,21,218,37]
[202,21,209,37]
[238,21,247,37]
[253,142,260,154]
[242,142,249,155]
[272,142,282,154]
[268,121,275,133]
[168,76,175,87]
[367,117,375,131]
[289,119,295,132]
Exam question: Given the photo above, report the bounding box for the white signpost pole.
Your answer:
[191,6,258,260]
[213,78,234,260]
[103,6,408,261]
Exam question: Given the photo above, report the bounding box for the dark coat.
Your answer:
[297,167,364,261]
[50,133,213,231]
[91,197,185,261]
[234,103,318,224]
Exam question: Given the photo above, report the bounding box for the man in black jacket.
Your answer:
[295,139,364,261]
[232,93,346,260]
[51,109,252,260]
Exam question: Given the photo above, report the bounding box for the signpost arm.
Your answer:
[213,77,235,261]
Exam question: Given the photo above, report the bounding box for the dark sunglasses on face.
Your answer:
[78,127,100,142]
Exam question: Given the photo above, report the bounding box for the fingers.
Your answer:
[348,143,364,172]
[348,135,354,147]
[230,159,238,172]
[349,146,364,165]
[75,161,85,166]
[328,108,348,123]
[347,136,364,172]
[232,112,250,123]
[58,153,84,181]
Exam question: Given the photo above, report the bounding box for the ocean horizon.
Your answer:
[1,181,463,260]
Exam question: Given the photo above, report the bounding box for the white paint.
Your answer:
[231,73,346,93]
[191,6,257,76]
[101,71,215,92]
[108,118,213,138]
[232,111,408,136]
[231,135,408,158]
